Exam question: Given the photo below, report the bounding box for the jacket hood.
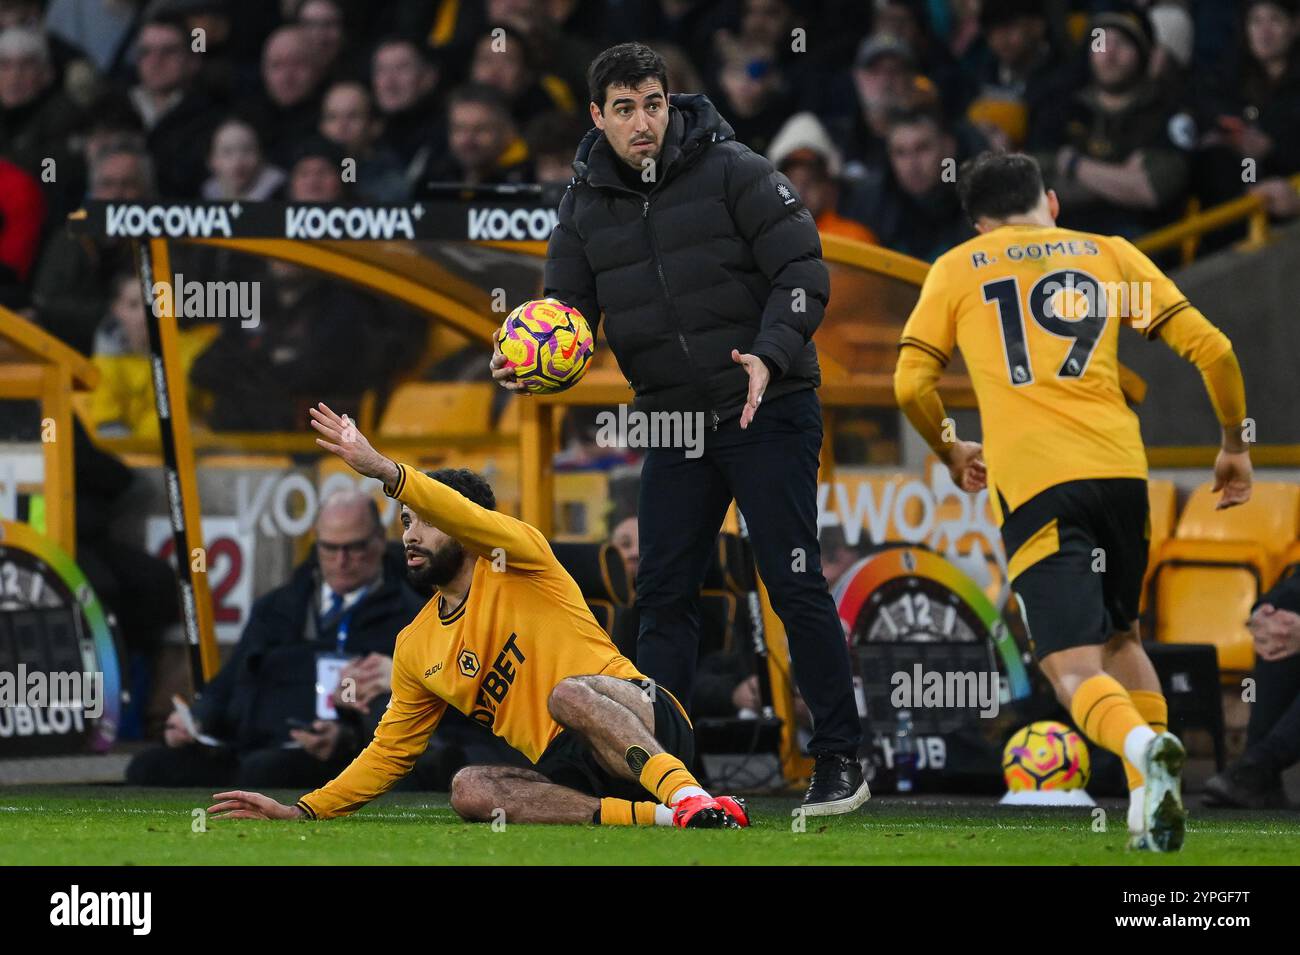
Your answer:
[572,93,734,188]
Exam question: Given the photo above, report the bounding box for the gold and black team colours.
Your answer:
[297,464,646,819]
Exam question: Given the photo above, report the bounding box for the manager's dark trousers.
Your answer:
[634,388,861,757]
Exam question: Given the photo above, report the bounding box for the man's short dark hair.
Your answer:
[587,42,668,110]
[980,0,1044,30]
[957,151,1045,224]
[448,82,512,122]
[425,468,496,511]
[525,109,590,161]
[291,132,345,167]
[372,34,437,69]
[885,107,945,141]
[140,12,191,43]
[109,269,138,300]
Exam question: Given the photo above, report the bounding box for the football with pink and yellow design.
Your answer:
[495,298,594,394]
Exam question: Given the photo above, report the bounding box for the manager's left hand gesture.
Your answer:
[732,349,769,429]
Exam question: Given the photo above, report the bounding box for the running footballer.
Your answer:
[209,403,748,830]
[893,153,1253,852]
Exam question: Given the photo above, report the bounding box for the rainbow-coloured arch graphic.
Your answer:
[833,546,1031,701]
[0,520,121,750]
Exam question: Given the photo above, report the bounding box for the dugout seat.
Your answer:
[609,531,749,665]
[554,471,610,542]
[1149,481,1300,674]
[1175,480,1299,558]
[377,382,493,438]
[703,532,749,655]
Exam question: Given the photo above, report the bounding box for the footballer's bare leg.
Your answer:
[547,675,660,782]
[449,765,597,824]
[547,675,748,828]
[1102,622,1162,693]
[1038,626,1161,698]
[1038,644,1105,706]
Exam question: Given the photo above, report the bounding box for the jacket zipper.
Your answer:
[642,197,720,431]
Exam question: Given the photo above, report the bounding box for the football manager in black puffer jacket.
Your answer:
[490,42,866,815]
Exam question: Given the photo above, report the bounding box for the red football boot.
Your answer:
[713,796,750,827]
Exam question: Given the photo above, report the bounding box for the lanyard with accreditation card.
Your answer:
[315,586,366,720]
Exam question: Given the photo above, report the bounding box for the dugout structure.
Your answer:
[0,308,100,558]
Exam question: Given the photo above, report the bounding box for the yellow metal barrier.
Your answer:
[1134,174,1300,264]
[0,308,100,557]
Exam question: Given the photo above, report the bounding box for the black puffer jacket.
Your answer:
[544,94,828,422]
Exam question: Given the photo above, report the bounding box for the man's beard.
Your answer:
[405,540,467,593]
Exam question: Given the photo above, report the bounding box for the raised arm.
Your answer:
[308,402,553,569]
[386,463,553,570]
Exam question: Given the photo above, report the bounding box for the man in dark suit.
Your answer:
[127,491,425,788]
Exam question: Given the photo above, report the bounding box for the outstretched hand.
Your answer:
[731,349,770,430]
[209,790,303,821]
[309,403,399,487]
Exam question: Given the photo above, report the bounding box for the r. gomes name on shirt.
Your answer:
[1004,239,1100,260]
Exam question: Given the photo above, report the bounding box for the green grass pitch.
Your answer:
[2,786,1298,865]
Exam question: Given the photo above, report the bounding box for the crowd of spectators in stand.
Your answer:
[0,0,1297,432]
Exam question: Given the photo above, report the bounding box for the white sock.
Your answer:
[1128,786,1145,834]
[1123,725,1158,774]
[669,785,709,806]
[654,804,674,826]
